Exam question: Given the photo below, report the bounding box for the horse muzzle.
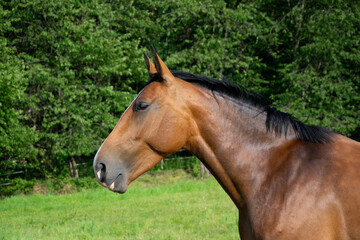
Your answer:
[93,161,128,193]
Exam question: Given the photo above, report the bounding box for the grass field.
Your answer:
[0,170,239,240]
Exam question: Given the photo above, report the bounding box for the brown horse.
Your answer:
[93,47,360,240]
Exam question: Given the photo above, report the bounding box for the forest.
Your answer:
[1,0,359,181]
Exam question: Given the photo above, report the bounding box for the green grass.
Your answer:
[0,170,239,240]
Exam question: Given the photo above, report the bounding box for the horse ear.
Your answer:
[150,45,175,84]
[143,52,157,75]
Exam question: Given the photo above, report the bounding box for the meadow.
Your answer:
[0,170,239,240]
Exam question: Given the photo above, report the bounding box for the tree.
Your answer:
[265,0,360,136]
[2,0,142,177]
[0,38,39,176]
[0,0,359,180]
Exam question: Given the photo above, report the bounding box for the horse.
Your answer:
[93,47,360,240]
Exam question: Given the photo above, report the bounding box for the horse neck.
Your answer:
[184,89,296,208]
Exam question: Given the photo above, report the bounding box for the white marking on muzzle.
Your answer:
[109,182,115,190]
[96,170,101,179]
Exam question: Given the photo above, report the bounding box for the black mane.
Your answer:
[148,70,334,143]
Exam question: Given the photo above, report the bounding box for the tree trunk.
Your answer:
[200,161,211,177]
[69,157,79,178]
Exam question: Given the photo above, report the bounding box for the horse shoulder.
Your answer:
[329,135,360,239]
[250,137,360,239]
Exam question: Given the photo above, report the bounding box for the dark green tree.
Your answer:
[2,0,144,176]
[263,0,360,136]
[0,39,39,176]
[1,0,359,180]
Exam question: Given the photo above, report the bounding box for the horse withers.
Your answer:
[93,47,360,240]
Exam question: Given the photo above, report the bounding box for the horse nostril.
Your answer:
[96,163,106,183]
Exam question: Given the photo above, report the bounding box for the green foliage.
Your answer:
[0,37,39,175]
[0,178,37,196]
[0,0,359,181]
[1,175,101,197]
[149,0,277,94]
[151,156,202,177]
[1,0,140,177]
[270,0,360,135]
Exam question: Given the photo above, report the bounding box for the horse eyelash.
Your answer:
[133,101,149,112]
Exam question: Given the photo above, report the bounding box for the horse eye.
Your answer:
[134,101,149,111]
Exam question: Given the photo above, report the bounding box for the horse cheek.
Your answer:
[149,116,188,155]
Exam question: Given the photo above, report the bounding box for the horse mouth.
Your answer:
[107,173,128,193]
[94,164,128,193]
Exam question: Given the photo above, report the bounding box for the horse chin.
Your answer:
[111,186,128,194]
[108,181,128,194]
